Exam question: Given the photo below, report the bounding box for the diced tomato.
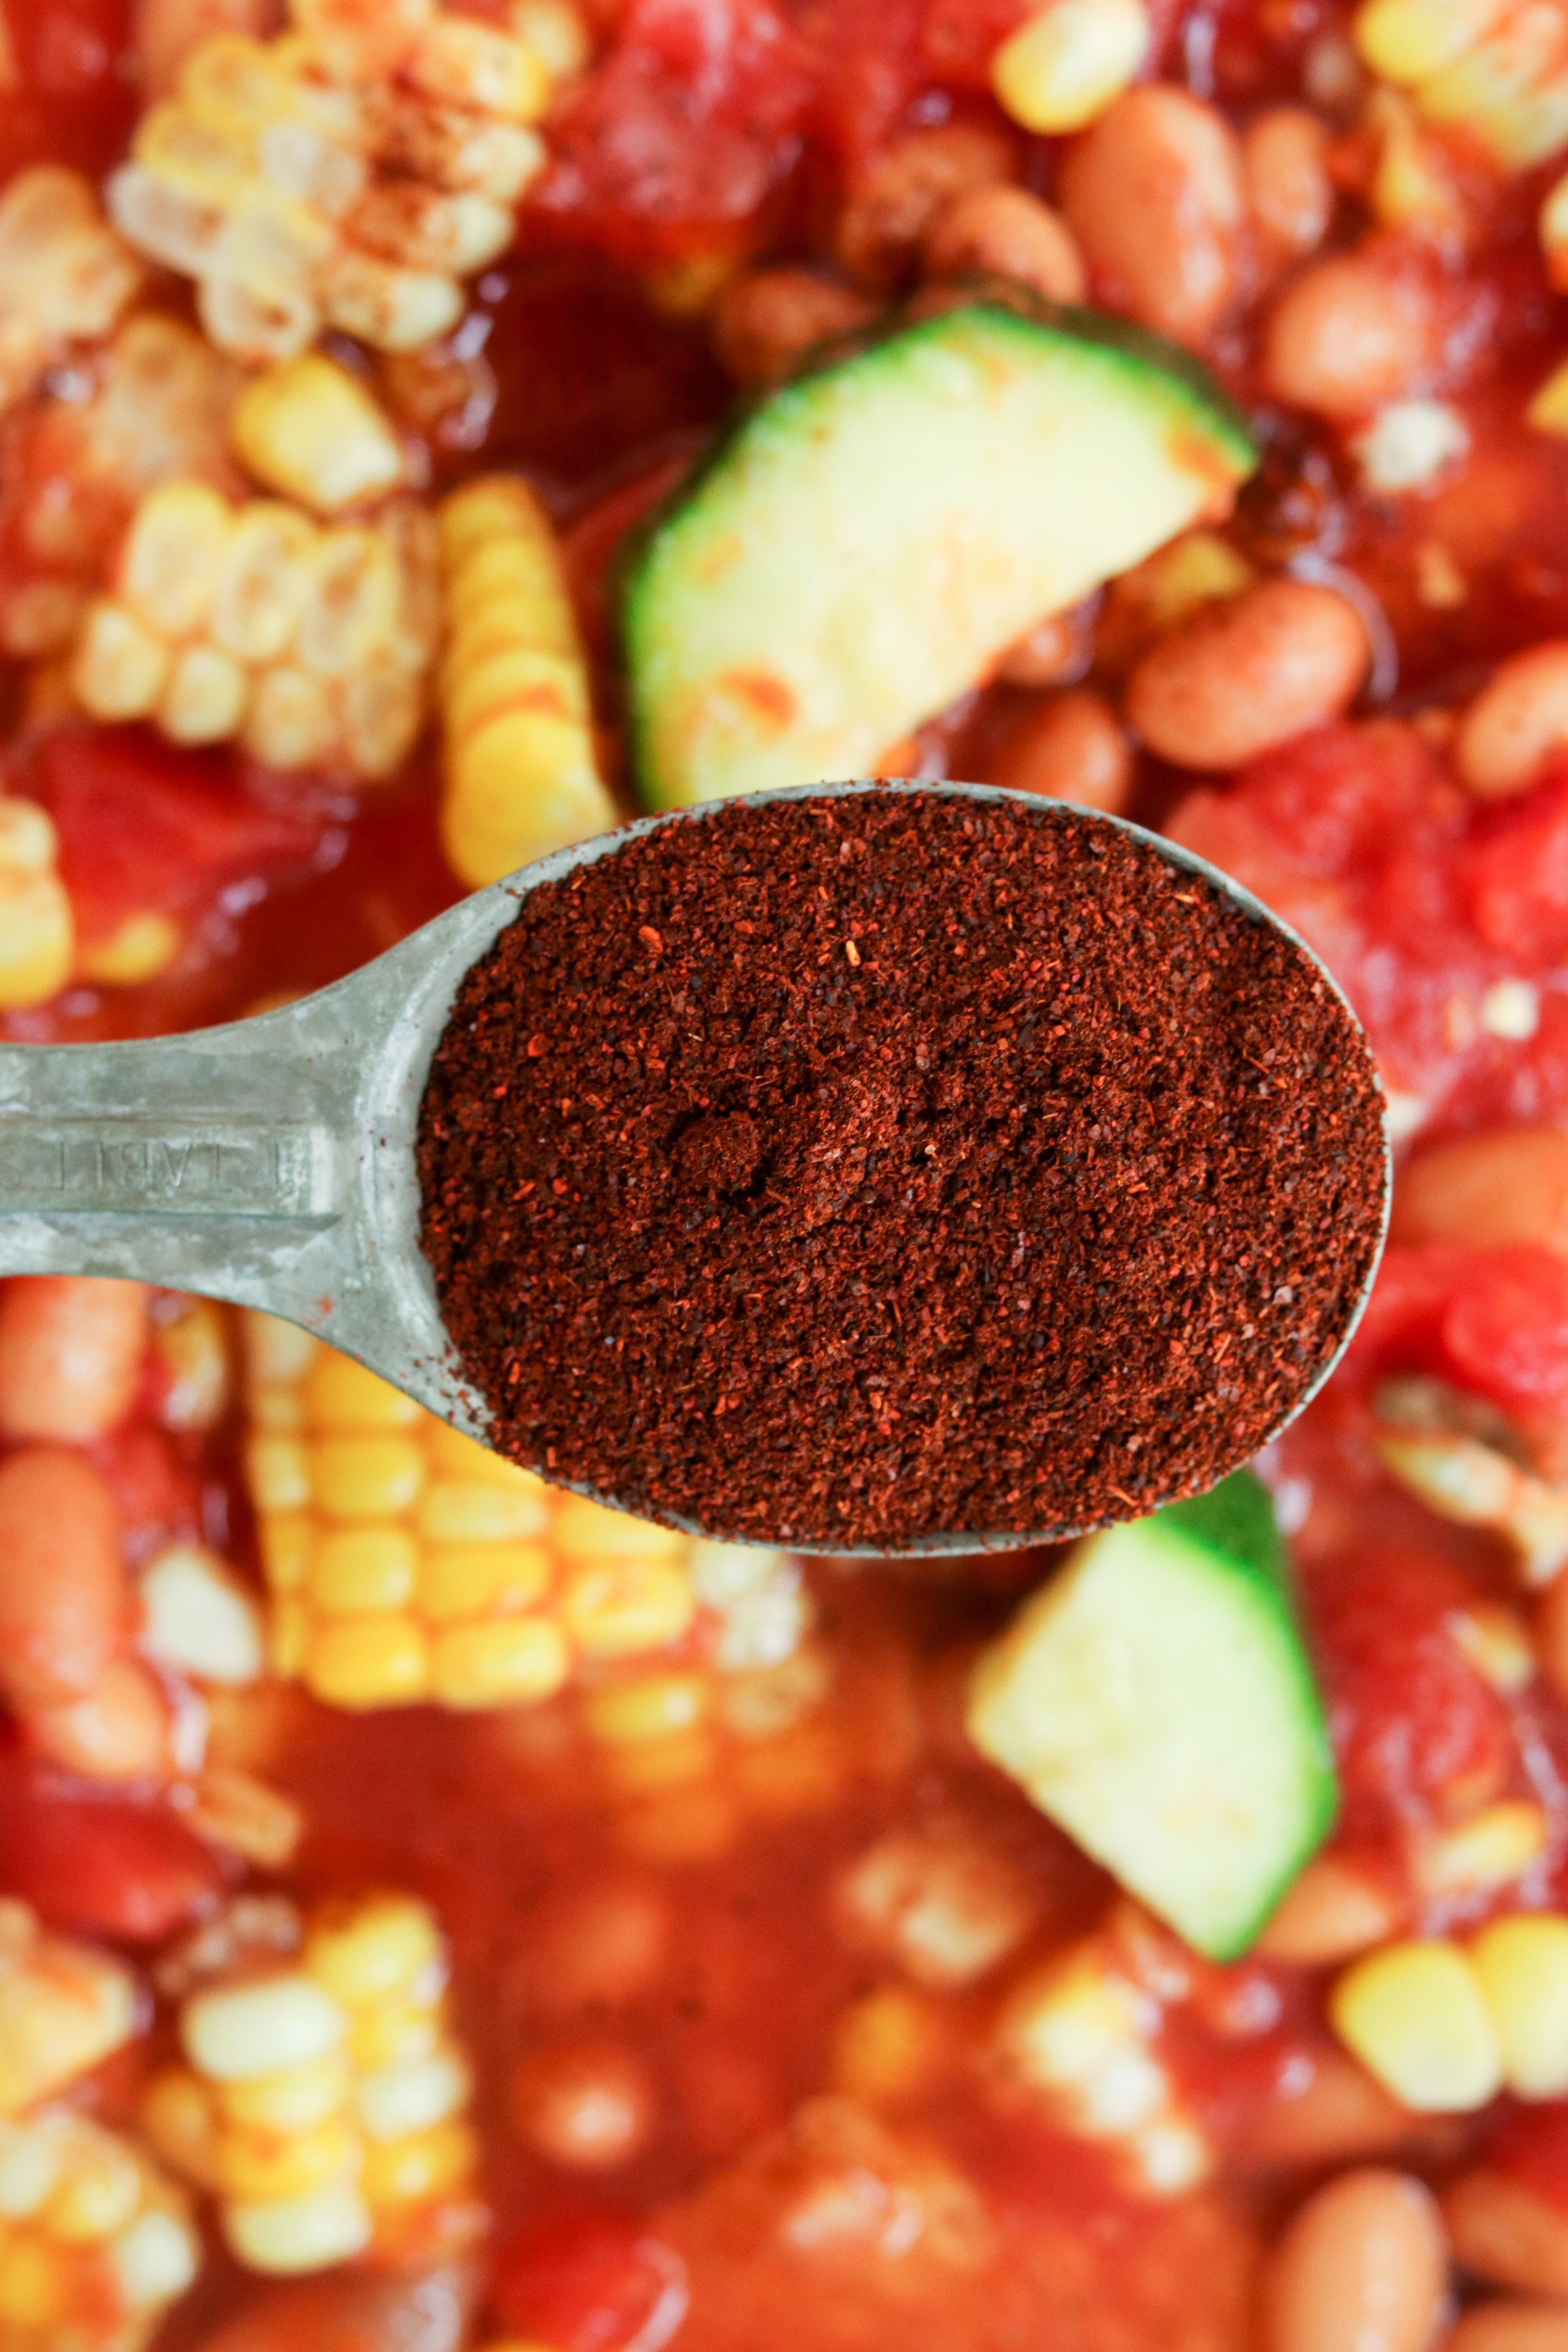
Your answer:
[89,1423,202,1551]
[0,0,138,181]
[1467,766,1568,963]
[529,0,815,270]
[1488,2102,1568,2216]
[0,1752,228,1939]
[30,728,332,950]
[1302,1547,1514,1840]
[491,2210,687,2352]
[1347,1243,1568,1423]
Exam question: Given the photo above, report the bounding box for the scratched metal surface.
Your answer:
[0,783,1394,1554]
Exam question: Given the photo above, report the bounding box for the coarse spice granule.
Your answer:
[416,790,1387,1548]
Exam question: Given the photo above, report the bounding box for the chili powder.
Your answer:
[416,790,1386,1547]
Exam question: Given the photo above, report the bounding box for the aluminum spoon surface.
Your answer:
[0,779,1391,1555]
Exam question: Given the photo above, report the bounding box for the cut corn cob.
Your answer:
[0,799,73,1011]
[0,2109,199,2351]
[991,0,1150,135]
[1354,0,1568,169]
[71,480,440,781]
[106,0,581,364]
[437,475,614,885]
[0,1905,139,2120]
[993,1925,1210,2195]
[0,168,144,420]
[144,1890,483,2273]
[242,1314,809,1712]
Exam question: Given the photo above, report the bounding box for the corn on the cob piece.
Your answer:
[242,1313,809,1712]
[1332,1906,1568,2109]
[437,475,614,885]
[1354,0,1568,170]
[0,168,144,421]
[106,0,581,365]
[71,480,440,781]
[0,1906,139,2121]
[0,2109,199,2351]
[144,1890,482,2274]
[0,799,74,1011]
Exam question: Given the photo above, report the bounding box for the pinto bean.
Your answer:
[0,1445,126,1707]
[1444,2170,1568,2299]
[28,1655,175,1781]
[1125,578,1369,769]
[1255,1854,1402,1965]
[1456,646,1568,800]
[1240,2046,1421,2170]
[1058,88,1244,345]
[1264,249,1444,418]
[1446,2307,1568,2352]
[0,1277,150,1442]
[922,186,1086,304]
[711,270,877,388]
[984,688,1131,813]
[1392,1129,1568,1256]
[833,121,1017,291]
[1263,2170,1450,2352]
[1244,106,1334,268]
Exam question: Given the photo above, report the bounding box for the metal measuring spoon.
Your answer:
[0,781,1392,1555]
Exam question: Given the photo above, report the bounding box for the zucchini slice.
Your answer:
[623,296,1256,808]
[967,1473,1336,1961]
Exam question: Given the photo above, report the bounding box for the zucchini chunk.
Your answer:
[623,296,1256,808]
[967,1473,1336,1961]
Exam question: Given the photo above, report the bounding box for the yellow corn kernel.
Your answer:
[1354,0,1509,84]
[213,2113,359,2203]
[349,1998,439,2071]
[441,715,612,886]
[153,1297,233,1431]
[78,910,184,987]
[247,1311,317,1385]
[1416,1801,1548,1897]
[72,599,171,721]
[417,1476,548,1543]
[306,1614,430,1707]
[582,1672,710,1746]
[0,799,73,1008]
[162,640,250,743]
[424,1420,536,1483]
[220,2055,351,2133]
[223,2180,372,2273]
[305,1350,423,1430]
[306,1895,442,2008]
[184,1973,346,2083]
[311,1526,420,1614]
[418,1541,551,1621]
[45,2123,142,2241]
[1530,354,1568,439]
[248,1435,311,1513]
[141,2069,219,2187]
[992,0,1149,133]
[1472,1912,1568,2097]
[232,353,407,517]
[510,0,590,78]
[0,1916,137,2118]
[119,480,232,635]
[553,1498,684,1565]
[0,2236,62,2329]
[358,2116,475,2208]
[561,1561,697,1659]
[409,15,550,119]
[354,2049,468,2142]
[1330,1940,1502,2111]
[1447,1603,1536,1694]
[270,1594,310,1677]
[1417,11,1568,169]
[430,1616,571,1707]
[309,1435,425,1517]
[833,1984,943,2106]
[210,503,316,662]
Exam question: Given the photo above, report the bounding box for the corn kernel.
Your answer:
[0,2236,62,2329]
[233,353,407,516]
[220,2055,351,2133]
[120,480,231,635]
[210,502,316,661]
[162,641,250,742]
[1416,1801,1548,1897]
[1472,1912,1568,2098]
[113,2205,200,2307]
[431,1616,570,1707]
[247,1313,317,1384]
[215,2114,360,2203]
[0,1924,137,2116]
[0,2121,60,2218]
[553,1499,684,1565]
[309,1435,425,1517]
[77,909,184,986]
[248,1435,311,1513]
[418,1541,551,1621]
[46,2124,141,2242]
[184,1973,347,2082]
[307,1615,430,1707]
[224,2180,372,2273]
[1330,1940,1503,2111]
[244,664,334,768]
[354,2049,469,2141]
[1529,351,1568,436]
[358,2116,475,2206]
[418,1477,549,1542]
[349,1998,439,2071]
[305,1350,424,1430]
[0,826,73,1007]
[992,0,1150,134]
[306,1895,442,2007]
[312,1526,420,1614]
[408,16,550,120]
[142,2068,219,2187]
[561,1561,697,1659]
[583,1673,710,1746]
[1354,0,1509,85]
[833,1984,942,2104]
[141,1542,265,1685]
[270,1592,311,1677]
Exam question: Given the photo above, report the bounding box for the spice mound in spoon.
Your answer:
[416,789,1386,1549]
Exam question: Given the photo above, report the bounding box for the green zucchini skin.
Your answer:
[621,293,1257,811]
[967,1472,1338,1963]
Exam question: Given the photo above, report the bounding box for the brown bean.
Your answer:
[0,1277,150,1442]
[985,688,1132,813]
[1240,2046,1421,2170]
[1125,578,1369,770]
[1535,1575,1568,1708]
[28,1655,174,1781]
[1393,1129,1568,1256]
[711,269,876,388]
[1264,2169,1450,2352]
[997,611,1085,688]
[1264,250,1444,418]
[1456,646,1568,800]
[1255,1854,1401,1965]
[0,1444,126,1707]
[1059,88,1244,346]
[833,121,1016,291]
[1444,2171,1568,2299]
[1446,2305,1568,2352]
[922,185,1086,305]
[1244,106,1334,268]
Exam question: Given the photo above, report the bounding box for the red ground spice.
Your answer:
[416,791,1387,1548]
